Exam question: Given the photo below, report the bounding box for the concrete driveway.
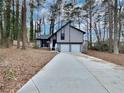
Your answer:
[17,53,124,93]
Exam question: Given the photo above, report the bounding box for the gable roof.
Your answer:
[50,21,86,38]
[70,26,86,34]
[54,21,72,35]
[37,21,86,40]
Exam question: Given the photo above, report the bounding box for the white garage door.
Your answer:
[71,44,81,52]
[60,44,69,52]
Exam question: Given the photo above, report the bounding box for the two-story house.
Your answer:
[36,21,86,52]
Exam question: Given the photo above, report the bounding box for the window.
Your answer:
[61,29,65,40]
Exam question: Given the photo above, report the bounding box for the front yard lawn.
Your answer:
[0,47,56,93]
[87,50,124,66]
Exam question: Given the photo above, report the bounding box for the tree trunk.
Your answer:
[103,11,107,42]
[34,21,37,45]
[94,23,102,49]
[4,0,11,48]
[89,4,92,49]
[86,18,89,47]
[0,15,3,47]
[16,0,20,48]
[78,13,80,29]
[108,1,113,52]
[30,0,34,42]
[43,16,46,35]
[0,1,2,47]
[113,0,119,54]
[118,6,122,50]
[22,0,27,49]
[11,0,15,44]
[50,18,55,35]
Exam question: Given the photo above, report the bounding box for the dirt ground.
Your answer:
[87,50,124,66]
[0,47,57,93]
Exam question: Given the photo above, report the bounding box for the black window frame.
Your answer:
[61,29,65,40]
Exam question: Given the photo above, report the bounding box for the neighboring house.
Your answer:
[36,21,86,52]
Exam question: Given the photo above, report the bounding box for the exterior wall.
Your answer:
[70,27,83,42]
[57,25,70,43]
[57,24,84,43]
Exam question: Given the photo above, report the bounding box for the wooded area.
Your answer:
[0,0,124,54]
[83,0,124,54]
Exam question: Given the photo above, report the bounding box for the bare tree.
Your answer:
[22,0,27,49]
[113,0,119,54]
[30,0,34,42]
[15,0,20,48]
[83,0,95,49]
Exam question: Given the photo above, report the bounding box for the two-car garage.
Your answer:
[60,44,81,52]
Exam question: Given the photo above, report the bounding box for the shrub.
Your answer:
[101,43,109,51]
[91,42,109,51]
[119,43,124,53]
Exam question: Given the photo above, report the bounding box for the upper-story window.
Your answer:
[61,29,65,40]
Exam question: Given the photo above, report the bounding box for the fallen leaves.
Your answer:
[87,50,124,66]
[0,47,56,93]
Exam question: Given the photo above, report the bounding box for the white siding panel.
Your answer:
[60,44,70,52]
[71,44,81,52]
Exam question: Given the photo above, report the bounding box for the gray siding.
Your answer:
[57,25,70,42]
[57,24,84,43]
[70,27,83,42]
